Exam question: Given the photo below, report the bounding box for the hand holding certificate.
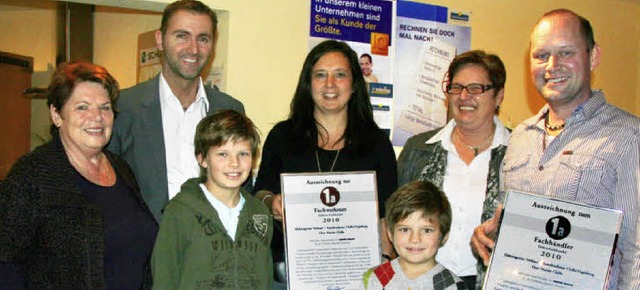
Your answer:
[483,191,622,290]
[281,171,381,290]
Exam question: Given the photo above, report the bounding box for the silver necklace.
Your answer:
[454,129,494,157]
[315,149,341,172]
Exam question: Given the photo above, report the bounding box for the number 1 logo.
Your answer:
[320,186,340,207]
[545,216,571,240]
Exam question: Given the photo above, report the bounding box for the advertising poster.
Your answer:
[391,1,471,146]
[309,0,394,131]
[281,172,381,290]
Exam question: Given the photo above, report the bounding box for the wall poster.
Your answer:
[309,1,472,145]
[309,0,394,134]
[391,1,471,146]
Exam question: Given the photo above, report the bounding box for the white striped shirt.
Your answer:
[501,90,639,290]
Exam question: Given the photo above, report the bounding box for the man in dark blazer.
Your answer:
[108,0,244,221]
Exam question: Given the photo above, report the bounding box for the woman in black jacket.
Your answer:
[0,61,158,289]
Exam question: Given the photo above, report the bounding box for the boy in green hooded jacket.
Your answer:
[152,110,273,289]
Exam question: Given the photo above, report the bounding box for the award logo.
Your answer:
[545,215,571,240]
[320,186,340,207]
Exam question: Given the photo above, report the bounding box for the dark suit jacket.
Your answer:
[107,75,245,221]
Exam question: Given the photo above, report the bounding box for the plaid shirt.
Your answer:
[361,260,467,290]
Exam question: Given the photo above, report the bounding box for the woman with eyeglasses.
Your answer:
[397,50,510,290]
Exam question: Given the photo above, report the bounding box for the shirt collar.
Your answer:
[526,89,604,131]
[426,116,510,152]
[158,73,209,111]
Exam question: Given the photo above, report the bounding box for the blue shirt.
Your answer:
[501,90,639,289]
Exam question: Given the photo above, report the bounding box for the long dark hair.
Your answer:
[288,40,378,155]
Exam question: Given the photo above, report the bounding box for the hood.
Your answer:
[169,177,254,218]
[169,177,218,217]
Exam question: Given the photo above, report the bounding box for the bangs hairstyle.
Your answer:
[385,180,452,241]
[194,109,260,166]
[444,50,506,95]
[160,0,218,37]
[47,61,119,136]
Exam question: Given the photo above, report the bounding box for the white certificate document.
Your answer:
[484,190,622,290]
[281,171,381,290]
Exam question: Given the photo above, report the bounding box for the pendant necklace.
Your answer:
[315,149,341,172]
[454,128,494,157]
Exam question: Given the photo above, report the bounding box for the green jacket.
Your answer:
[151,178,273,290]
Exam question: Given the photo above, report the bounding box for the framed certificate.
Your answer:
[484,190,622,289]
[281,171,381,290]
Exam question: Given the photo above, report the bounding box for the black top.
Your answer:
[254,120,398,261]
[77,174,157,290]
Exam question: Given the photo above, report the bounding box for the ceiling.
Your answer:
[0,0,165,12]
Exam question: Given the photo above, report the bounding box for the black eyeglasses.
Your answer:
[446,83,494,95]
